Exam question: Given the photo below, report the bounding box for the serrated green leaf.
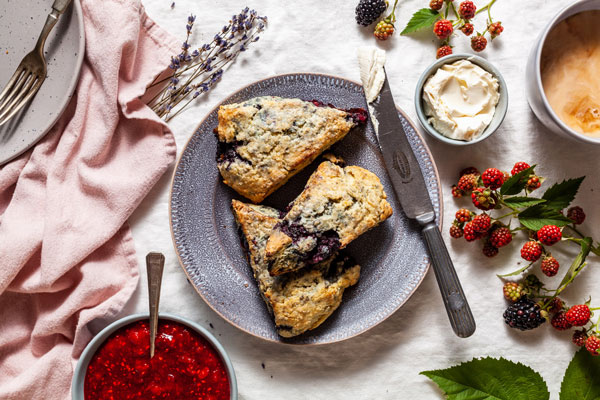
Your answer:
[421,357,549,400]
[400,8,440,35]
[503,197,546,209]
[542,177,585,210]
[500,166,536,196]
[560,348,600,400]
[518,205,573,231]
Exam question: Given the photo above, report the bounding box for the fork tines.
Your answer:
[0,64,43,127]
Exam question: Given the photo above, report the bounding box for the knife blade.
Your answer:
[368,68,476,338]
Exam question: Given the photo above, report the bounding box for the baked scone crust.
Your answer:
[232,200,360,338]
[217,96,364,203]
[265,160,393,276]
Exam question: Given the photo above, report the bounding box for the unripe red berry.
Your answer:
[511,162,531,175]
[551,312,572,331]
[434,19,453,40]
[463,222,480,242]
[489,227,512,248]
[455,209,472,223]
[541,256,559,277]
[472,213,491,233]
[460,23,474,36]
[436,45,452,59]
[481,168,505,190]
[459,1,476,19]
[471,35,487,52]
[586,335,600,356]
[520,241,542,262]
[457,173,478,192]
[537,225,562,246]
[449,225,463,239]
[489,21,504,39]
[565,304,591,326]
[430,0,444,11]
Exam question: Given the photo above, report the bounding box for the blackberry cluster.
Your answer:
[355,0,387,26]
[503,298,546,331]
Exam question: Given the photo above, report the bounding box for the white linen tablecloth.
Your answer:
[112,1,600,398]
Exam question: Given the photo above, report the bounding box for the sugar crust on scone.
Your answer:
[265,160,393,276]
[216,96,363,203]
[232,199,360,338]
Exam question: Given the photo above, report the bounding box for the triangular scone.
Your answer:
[232,199,360,338]
[216,96,367,203]
[265,160,393,276]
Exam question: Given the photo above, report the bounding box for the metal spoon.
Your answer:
[146,252,165,358]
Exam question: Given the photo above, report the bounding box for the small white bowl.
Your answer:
[414,53,508,146]
[525,0,600,145]
[71,313,238,400]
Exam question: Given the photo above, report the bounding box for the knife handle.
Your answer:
[422,222,476,338]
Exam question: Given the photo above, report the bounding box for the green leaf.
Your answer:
[518,205,573,231]
[560,348,600,400]
[421,357,549,400]
[556,237,592,292]
[503,197,546,209]
[542,177,585,210]
[400,8,440,35]
[500,166,536,196]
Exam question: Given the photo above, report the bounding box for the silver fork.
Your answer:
[0,0,74,127]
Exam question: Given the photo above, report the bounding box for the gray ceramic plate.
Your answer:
[0,0,85,165]
[170,73,442,344]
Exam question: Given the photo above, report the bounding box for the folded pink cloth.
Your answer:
[0,1,179,398]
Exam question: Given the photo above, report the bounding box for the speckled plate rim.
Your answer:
[168,72,443,345]
[0,0,85,166]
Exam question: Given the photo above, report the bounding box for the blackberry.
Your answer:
[567,206,586,225]
[573,329,588,347]
[503,297,546,331]
[459,166,479,177]
[482,242,499,258]
[355,0,387,26]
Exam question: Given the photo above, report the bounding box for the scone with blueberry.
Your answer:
[216,96,367,203]
[232,199,360,338]
[265,160,392,276]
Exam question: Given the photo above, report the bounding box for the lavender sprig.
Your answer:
[148,8,267,122]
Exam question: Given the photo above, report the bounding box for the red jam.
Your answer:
[84,319,230,400]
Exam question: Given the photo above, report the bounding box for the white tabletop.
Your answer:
[117,1,600,398]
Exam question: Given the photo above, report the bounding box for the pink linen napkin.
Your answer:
[0,1,179,398]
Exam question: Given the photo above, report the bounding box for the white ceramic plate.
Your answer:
[0,0,84,165]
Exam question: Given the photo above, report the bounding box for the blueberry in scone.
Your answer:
[232,199,360,338]
[216,96,367,203]
[265,160,393,276]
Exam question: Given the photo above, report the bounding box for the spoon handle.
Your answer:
[146,252,165,358]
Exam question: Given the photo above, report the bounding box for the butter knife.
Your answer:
[367,69,476,338]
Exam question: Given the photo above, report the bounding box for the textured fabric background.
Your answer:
[117,1,600,398]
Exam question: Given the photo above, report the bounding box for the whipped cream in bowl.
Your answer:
[415,54,508,145]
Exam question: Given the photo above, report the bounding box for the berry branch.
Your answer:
[401,0,503,58]
[450,162,600,356]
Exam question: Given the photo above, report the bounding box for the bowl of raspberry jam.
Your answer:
[72,313,237,400]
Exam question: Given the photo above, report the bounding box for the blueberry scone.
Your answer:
[232,200,360,338]
[265,160,393,276]
[216,96,367,203]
